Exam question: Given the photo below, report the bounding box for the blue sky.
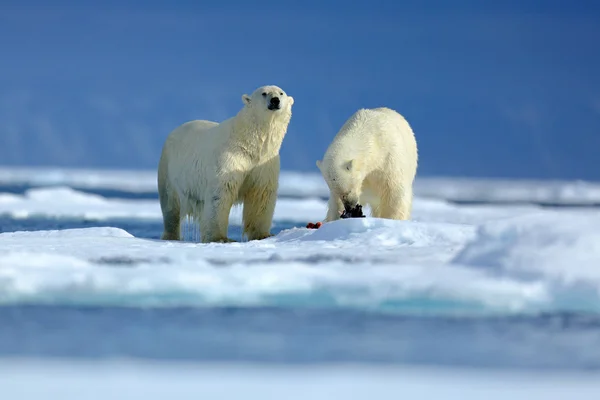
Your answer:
[0,0,599,180]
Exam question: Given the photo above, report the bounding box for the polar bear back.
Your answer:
[324,107,418,175]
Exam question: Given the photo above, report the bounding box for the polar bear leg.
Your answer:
[370,202,384,218]
[324,195,344,222]
[200,176,242,243]
[381,184,412,220]
[158,159,182,240]
[242,185,276,240]
[159,191,182,240]
[242,158,279,241]
[397,185,413,220]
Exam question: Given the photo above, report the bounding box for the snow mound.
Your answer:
[1,198,600,315]
[0,220,551,314]
[275,218,475,248]
[453,213,600,312]
[453,213,600,286]
[0,254,547,313]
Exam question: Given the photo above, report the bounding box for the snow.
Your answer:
[1,210,599,314]
[1,360,599,400]
[0,167,599,315]
[454,213,600,282]
[0,222,540,313]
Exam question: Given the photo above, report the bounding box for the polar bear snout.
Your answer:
[343,199,358,213]
[340,203,366,219]
[341,193,361,213]
[268,96,281,110]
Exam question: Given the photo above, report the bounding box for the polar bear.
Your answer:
[315,107,418,222]
[157,85,294,243]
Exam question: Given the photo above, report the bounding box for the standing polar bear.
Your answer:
[157,85,294,243]
[316,107,418,222]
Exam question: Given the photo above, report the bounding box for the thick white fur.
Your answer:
[316,107,418,222]
[157,85,294,243]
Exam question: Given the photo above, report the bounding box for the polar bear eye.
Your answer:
[262,92,267,97]
[280,92,283,95]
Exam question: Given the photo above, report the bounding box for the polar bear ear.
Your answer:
[345,159,358,171]
[242,94,251,105]
[288,96,294,106]
[316,160,323,171]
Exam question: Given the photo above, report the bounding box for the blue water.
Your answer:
[1,185,600,370]
[2,306,600,370]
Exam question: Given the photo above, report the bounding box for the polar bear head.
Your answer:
[242,85,294,120]
[316,157,363,215]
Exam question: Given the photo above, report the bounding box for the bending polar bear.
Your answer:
[316,107,418,222]
[157,85,294,243]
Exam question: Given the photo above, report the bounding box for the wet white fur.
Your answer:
[157,85,294,243]
[317,107,418,222]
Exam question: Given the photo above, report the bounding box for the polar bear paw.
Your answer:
[249,233,274,241]
[205,236,237,244]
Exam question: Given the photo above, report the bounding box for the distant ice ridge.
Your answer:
[0,167,329,198]
[0,186,325,223]
[2,166,600,205]
[0,186,160,220]
[0,167,159,193]
[416,177,600,206]
[0,183,583,225]
[1,214,599,315]
[1,360,599,400]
